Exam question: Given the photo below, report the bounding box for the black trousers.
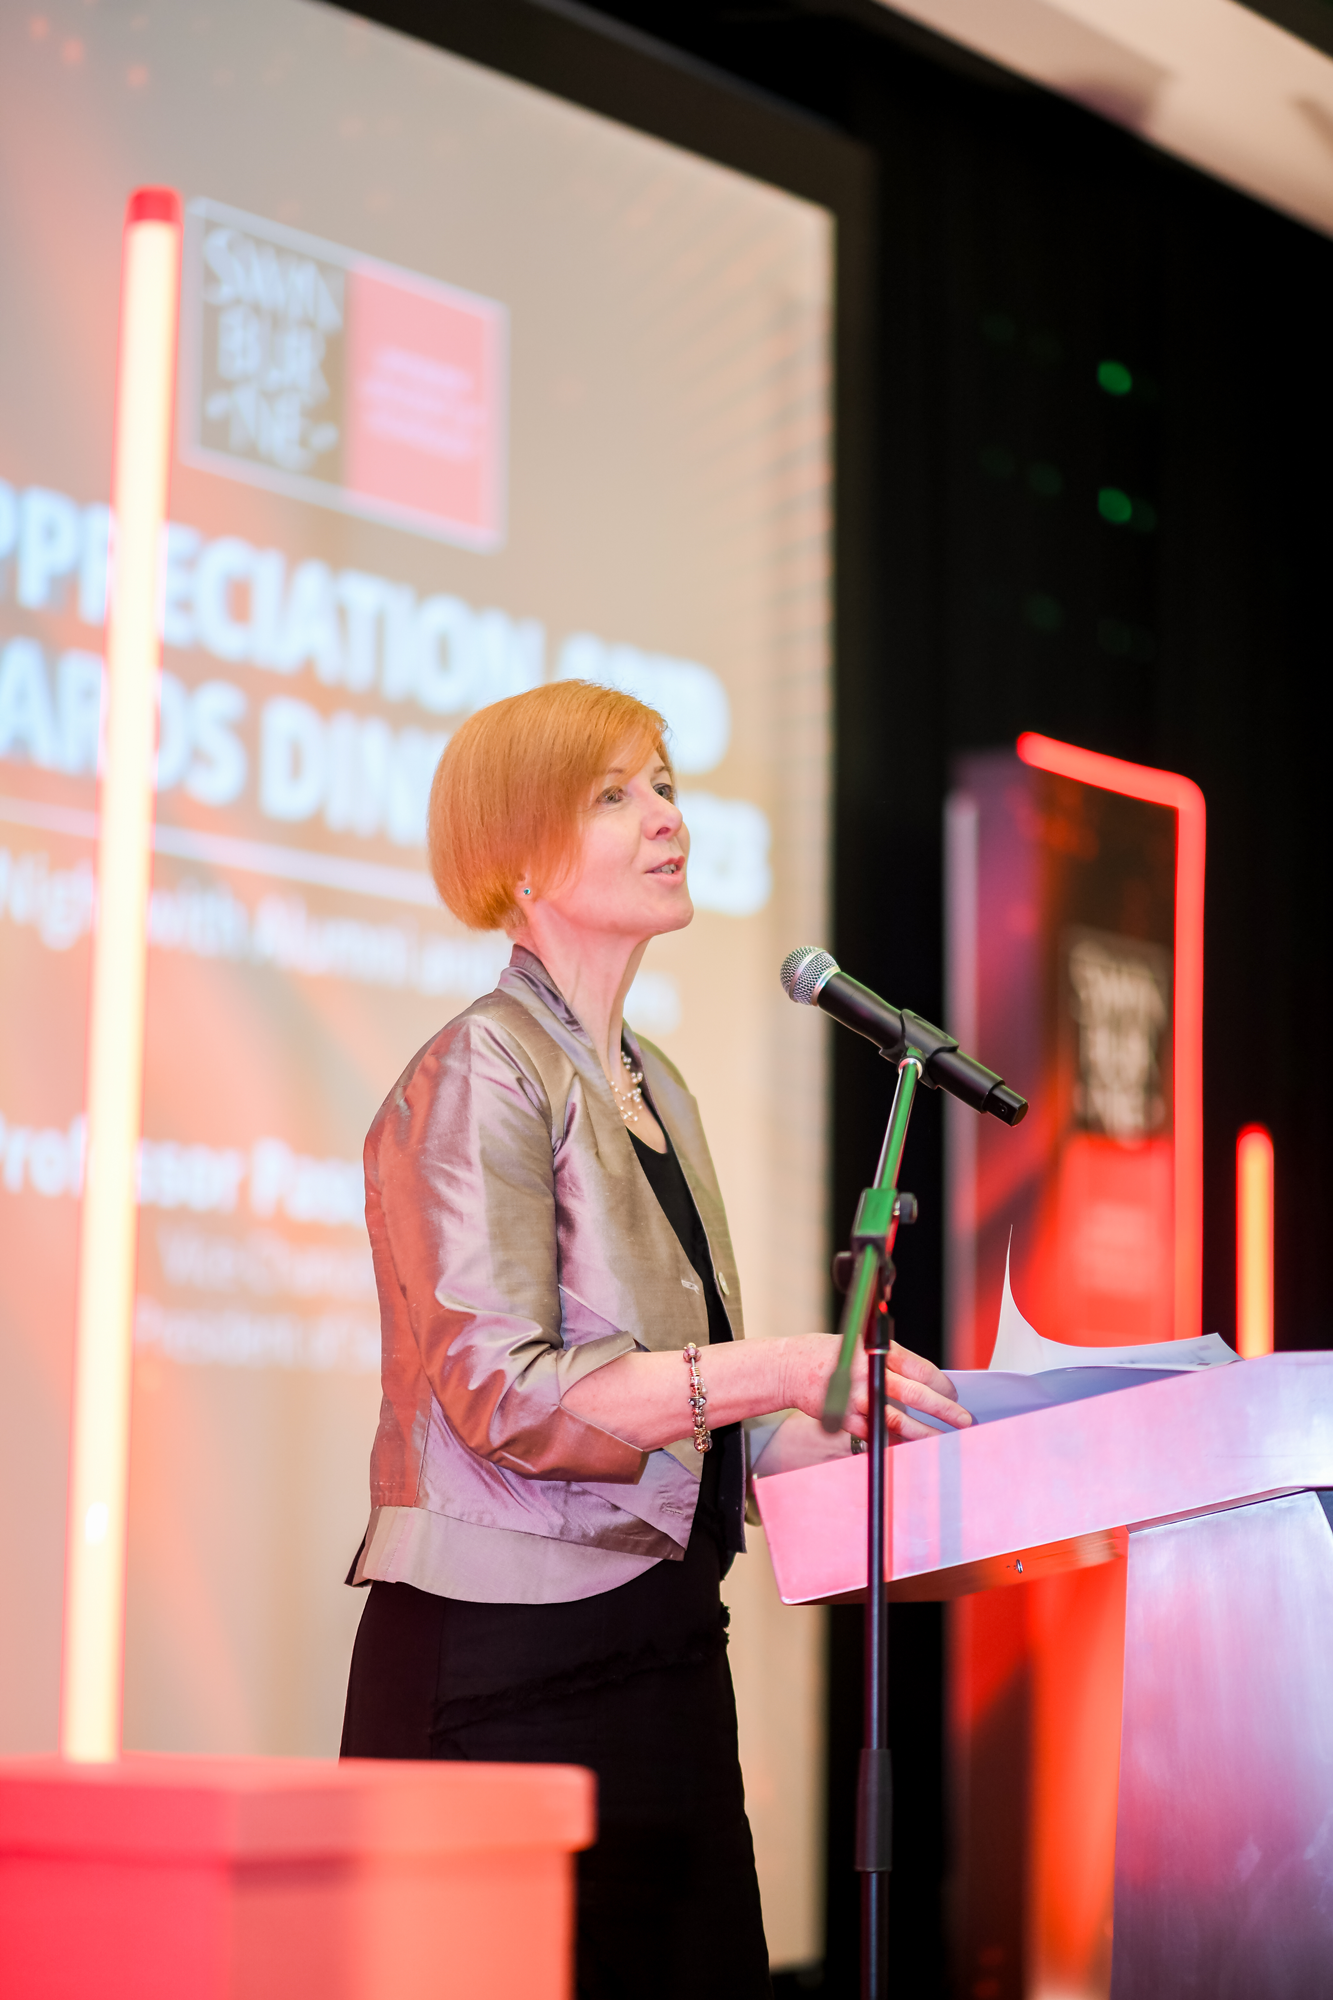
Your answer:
[341,1525,771,2000]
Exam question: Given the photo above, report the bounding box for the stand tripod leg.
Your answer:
[858,1333,892,1998]
[864,1874,888,2000]
[826,1056,919,2000]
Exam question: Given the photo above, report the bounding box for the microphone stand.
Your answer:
[822,1050,925,2000]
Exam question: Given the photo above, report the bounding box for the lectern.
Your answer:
[754,1353,1333,1997]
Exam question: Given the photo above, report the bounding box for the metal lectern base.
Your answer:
[1112,1489,1333,1999]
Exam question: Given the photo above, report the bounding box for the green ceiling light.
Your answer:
[981,311,1017,344]
[1097,359,1133,395]
[1099,486,1133,524]
[1023,592,1064,632]
[1097,616,1157,662]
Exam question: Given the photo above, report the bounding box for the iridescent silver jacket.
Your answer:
[351,947,747,1604]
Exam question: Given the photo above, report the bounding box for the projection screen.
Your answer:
[0,0,832,1963]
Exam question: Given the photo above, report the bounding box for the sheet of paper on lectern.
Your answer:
[987,1243,1236,1374]
[893,1242,1236,1434]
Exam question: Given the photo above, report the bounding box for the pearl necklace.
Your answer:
[611,1049,646,1128]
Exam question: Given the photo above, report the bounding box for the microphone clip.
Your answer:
[876,1008,960,1086]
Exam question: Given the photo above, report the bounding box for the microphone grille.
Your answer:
[780,947,839,1006]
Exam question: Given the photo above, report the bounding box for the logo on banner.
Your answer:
[182,199,508,550]
[1063,929,1172,1142]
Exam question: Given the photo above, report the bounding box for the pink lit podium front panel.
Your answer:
[0,1755,594,2000]
[755,1354,1333,1997]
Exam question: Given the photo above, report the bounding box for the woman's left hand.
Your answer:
[752,1340,970,1476]
[841,1339,970,1444]
[888,1341,960,1404]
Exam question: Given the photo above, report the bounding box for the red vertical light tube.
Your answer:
[1236,1125,1274,1358]
[61,187,182,1762]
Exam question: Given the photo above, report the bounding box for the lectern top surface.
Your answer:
[755,1352,1333,1605]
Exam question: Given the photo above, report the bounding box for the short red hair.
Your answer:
[428,680,669,931]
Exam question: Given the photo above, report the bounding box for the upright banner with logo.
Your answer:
[944,746,1190,2000]
[947,752,1178,1364]
[0,3,831,1964]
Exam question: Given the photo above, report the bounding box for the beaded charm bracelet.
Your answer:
[683,1342,712,1454]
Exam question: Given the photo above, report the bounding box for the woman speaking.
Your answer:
[340,679,970,1997]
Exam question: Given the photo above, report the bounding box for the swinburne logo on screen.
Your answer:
[181,199,508,551]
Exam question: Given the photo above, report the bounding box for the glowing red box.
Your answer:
[0,1754,593,1999]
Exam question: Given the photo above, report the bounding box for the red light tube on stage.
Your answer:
[1016,731,1206,1345]
[1236,1125,1274,1359]
[60,188,182,1763]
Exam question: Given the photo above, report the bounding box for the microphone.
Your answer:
[780,948,1028,1126]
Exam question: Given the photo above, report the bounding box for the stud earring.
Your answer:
[522,887,531,895]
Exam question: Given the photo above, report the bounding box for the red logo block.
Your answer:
[344,264,505,546]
